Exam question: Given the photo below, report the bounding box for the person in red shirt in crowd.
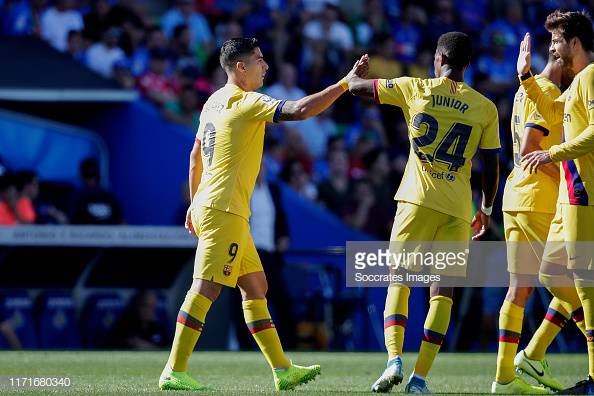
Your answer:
[14,171,38,224]
[137,48,176,106]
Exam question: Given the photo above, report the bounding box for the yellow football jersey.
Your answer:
[523,63,594,206]
[193,84,284,220]
[374,77,501,221]
[502,75,562,213]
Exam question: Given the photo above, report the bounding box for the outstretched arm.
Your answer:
[277,54,369,121]
[517,33,565,124]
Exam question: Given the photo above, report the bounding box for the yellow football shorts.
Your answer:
[191,205,263,287]
[390,202,470,277]
[503,211,554,275]
[543,203,594,270]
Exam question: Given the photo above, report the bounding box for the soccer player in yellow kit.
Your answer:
[348,32,500,393]
[492,53,586,394]
[519,10,594,395]
[159,38,367,391]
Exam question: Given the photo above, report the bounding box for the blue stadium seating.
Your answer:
[36,291,81,349]
[0,290,36,349]
[82,293,125,348]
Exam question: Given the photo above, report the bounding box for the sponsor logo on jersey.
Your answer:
[223,265,232,276]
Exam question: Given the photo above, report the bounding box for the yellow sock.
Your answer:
[495,300,523,384]
[524,298,568,361]
[575,281,594,378]
[243,299,290,369]
[414,295,452,378]
[167,291,212,372]
[384,285,410,359]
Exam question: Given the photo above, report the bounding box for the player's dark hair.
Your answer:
[219,38,260,71]
[436,32,473,70]
[545,10,593,52]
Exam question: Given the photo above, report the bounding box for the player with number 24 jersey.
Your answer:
[374,77,500,222]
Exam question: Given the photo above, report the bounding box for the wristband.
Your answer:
[481,204,493,216]
[338,78,349,91]
[519,71,533,81]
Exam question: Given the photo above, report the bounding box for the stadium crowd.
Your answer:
[0,0,592,235]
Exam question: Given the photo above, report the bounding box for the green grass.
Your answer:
[0,351,587,394]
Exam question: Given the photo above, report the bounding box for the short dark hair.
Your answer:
[545,10,593,52]
[437,32,473,70]
[219,38,259,71]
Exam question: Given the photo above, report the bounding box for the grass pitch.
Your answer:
[0,351,587,394]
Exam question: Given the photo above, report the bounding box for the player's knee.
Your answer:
[505,286,533,305]
[190,278,222,302]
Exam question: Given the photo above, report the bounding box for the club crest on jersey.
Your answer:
[223,265,232,276]
[260,94,274,103]
[385,79,394,88]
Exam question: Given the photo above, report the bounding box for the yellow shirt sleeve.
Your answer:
[479,103,501,149]
[549,77,594,161]
[525,95,553,136]
[373,77,416,108]
[520,75,566,126]
[241,92,285,122]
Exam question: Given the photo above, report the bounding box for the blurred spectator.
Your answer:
[362,148,396,212]
[163,85,200,127]
[2,0,46,36]
[367,33,403,79]
[13,170,38,224]
[66,29,85,63]
[343,178,390,237]
[86,27,126,78]
[161,0,213,53]
[169,23,195,68]
[281,159,317,201]
[82,0,111,43]
[232,161,297,349]
[476,35,516,95]
[302,3,353,87]
[266,63,329,158]
[107,290,168,350]
[427,0,457,44]
[113,60,136,89]
[317,149,352,217]
[480,1,528,55]
[345,106,388,150]
[392,6,424,64]
[69,158,124,225]
[40,0,83,52]
[129,26,168,77]
[0,175,18,225]
[354,0,391,48]
[137,48,176,106]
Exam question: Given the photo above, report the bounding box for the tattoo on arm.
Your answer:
[276,101,303,121]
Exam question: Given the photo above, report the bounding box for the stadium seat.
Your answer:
[82,293,125,348]
[0,290,36,349]
[36,291,81,349]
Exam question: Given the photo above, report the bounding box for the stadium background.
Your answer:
[0,0,589,354]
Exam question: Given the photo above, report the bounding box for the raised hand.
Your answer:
[346,53,369,82]
[517,32,531,76]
